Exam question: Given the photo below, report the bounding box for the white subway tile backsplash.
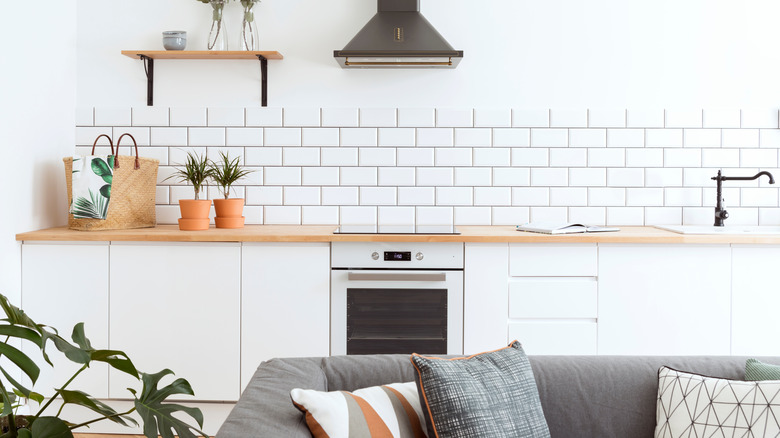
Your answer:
[264,206,302,224]
[665,188,702,207]
[588,148,625,167]
[550,188,587,206]
[437,108,473,127]
[360,148,396,166]
[284,108,320,127]
[416,206,453,225]
[155,186,170,205]
[722,129,759,148]
[530,207,568,223]
[570,168,606,187]
[155,205,179,225]
[340,206,377,225]
[625,148,663,168]
[398,148,434,166]
[702,148,740,168]
[378,167,415,186]
[188,128,225,146]
[379,128,415,147]
[759,208,780,225]
[703,187,740,206]
[113,127,150,146]
[322,108,359,127]
[665,109,703,128]
[589,188,625,206]
[170,108,207,126]
[760,129,780,148]
[664,148,701,167]
[341,167,378,186]
[742,109,778,129]
[512,109,549,128]
[645,168,683,187]
[132,107,168,127]
[302,128,339,147]
[226,128,263,146]
[493,128,530,147]
[475,109,511,127]
[264,128,301,146]
[398,108,435,127]
[378,206,415,225]
[302,206,339,225]
[513,187,549,206]
[550,148,587,167]
[741,149,778,168]
[683,129,721,148]
[550,109,587,128]
[284,187,321,205]
[303,167,339,186]
[474,187,511,206]
[607,129,644,148]
[493,168,530,187]
[136,147,167,164]
[76,107,94,126]
[741,188,779,207]
[682,207,713,225]
[646,129,683,148]
[360,108,397,127]
[417,128,453,147]
[322,187,359,205]
[531,129,568,147]
[607,207,644,225]
[723,208,759,226]
[417,168,453,186]
[169,147,206,167]
[151,127,187,146]
[435,148,472,167]
[399,187,435,205]
[607,168,644,187]
[454,207,492,225]
[360,187,397,205]
[492,207,530,225]
[570,129,607,147]
[531,168,568,187]
[588,109,626,128]
[512,148,549,167]
[627,109,664,128]
[265,167,302,186]
[474,148,510,167]
[95,107,131,126]
[626,188,664,206]
[322,147,358,166]
[454,168,492,186]
[246,186,283,205]
[245,147,282,166]
[208,108,244,126]
[246,107,283,127]
[683,168,718,187]
[645,207,682,225]
[284,147,320,166]
[455,128,491,147]
[703,109,740,128]
[76,126,112,145]
[340,128,377,147]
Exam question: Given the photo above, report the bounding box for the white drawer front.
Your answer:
[509,244,597,277]
[508,322,597,355]
[508,279,597,319]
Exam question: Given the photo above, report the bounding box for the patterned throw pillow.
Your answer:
[291,381,427,438]
[745,358,780,381]
[655,366,780,437]
[410,341,550,438]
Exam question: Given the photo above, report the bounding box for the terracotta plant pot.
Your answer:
[213,198,245,229]
[178,199,211,231]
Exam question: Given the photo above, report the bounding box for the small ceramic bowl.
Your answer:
[163,31,187,51]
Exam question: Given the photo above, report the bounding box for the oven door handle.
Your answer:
[347,272,447,282]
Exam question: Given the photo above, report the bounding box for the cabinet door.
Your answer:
[598,244,731,355]
[241,243,330,390]
[21,242,109,398]
[732,245,780,356]
[109,243,241,401]
[464,243,508,354]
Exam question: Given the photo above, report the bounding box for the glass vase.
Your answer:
[240,1,259,51]
[207,0,228,51]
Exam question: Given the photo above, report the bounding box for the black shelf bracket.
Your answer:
[257,54,268,107]
[141,55,154,106]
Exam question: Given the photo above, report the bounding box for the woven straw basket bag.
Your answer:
[64,133,159,231]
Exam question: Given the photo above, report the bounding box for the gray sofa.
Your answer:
[216,354,778,437]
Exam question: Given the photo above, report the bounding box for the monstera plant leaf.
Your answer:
[58,390,136,428]
[130,369,208,438]
[29,417,73,438]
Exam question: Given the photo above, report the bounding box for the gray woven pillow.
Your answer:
[411,341,550,438]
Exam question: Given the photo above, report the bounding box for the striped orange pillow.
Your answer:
[291,382,427,438]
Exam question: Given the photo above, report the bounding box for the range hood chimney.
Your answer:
[334,0,463,68]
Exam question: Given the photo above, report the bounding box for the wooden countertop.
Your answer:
[14,225,780,244]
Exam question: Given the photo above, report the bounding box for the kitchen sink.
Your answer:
[655,225,780,235]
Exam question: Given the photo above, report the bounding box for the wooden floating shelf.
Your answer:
[121,50,284,106]
[121,50,283,60]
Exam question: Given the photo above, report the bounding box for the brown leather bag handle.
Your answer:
[115,133,141,170]
[90,134,115,157]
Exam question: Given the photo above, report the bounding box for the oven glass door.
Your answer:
[331,270,463,356]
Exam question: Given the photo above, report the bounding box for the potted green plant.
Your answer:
[0,293,207,438]
[209,151,253,229]
[166,151,213,231]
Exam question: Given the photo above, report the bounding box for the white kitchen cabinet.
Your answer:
[731,245,780,356]
[508,322,598,355]
[240,243,330,390]
[21,242,110,398]
[109,242,241,401]
[598,244,732,355]
[464,243,509,354]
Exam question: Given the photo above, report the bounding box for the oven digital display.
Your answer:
[384,251,411,261]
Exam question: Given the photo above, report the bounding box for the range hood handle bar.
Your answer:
[345,57,452,67]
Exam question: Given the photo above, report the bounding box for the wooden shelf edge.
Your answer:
[121,50,283,60]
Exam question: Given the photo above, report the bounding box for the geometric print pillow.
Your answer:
[291,381,427,438]
[655,366,780,438]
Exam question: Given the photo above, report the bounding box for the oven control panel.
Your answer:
[332,242,464,269]
[384,251,411,261]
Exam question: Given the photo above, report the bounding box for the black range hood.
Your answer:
[334,0,463,68]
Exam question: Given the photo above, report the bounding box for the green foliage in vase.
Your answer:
[209,152,253,200]
[165,151,213,200]
[0,294,207,438]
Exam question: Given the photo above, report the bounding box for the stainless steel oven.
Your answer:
[331,242,464,356]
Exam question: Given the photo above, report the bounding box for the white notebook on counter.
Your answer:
[516,222,620,235]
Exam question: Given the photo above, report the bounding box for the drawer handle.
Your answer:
[347,272,447,282]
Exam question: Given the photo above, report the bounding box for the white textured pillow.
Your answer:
[291,381,427,438]
[655,366,780,438]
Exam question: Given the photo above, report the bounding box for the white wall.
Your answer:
[77,0,780,108]
[1,0,77,299]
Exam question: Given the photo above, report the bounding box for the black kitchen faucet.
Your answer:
[711,169,775,226]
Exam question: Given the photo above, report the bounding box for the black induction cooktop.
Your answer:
[333,224,461,235]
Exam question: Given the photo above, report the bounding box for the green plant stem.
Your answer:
[0,379,18,437]
[69,406,136,430]
[35,363,88,418]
